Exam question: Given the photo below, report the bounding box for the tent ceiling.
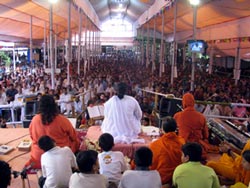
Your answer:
[140,0,250,58]
[0,0,96,46]
[144,0,250,36]
[89,0,156,23]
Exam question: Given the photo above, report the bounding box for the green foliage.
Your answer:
[0,51,11,66]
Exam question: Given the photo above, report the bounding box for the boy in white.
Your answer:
[98,133,128,185]
[69,150,108,188]
[119,147,161,188]
[38,135,77,188]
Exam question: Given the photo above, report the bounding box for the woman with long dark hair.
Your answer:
[26,95,79,169]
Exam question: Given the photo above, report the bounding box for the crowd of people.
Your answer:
[0,56,250,188]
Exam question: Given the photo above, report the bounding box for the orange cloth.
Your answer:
[26,114,80,169]
[149,132,185,184]
[207,140,250,186]
[174,93,209,142]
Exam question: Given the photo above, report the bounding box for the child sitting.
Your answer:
[98,133,129,187]
[118,147,161,188]
[69,150,108,188]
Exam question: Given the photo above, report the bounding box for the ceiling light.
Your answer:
[189,0,200,6]
[48,0,58,3]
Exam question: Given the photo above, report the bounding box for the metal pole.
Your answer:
[160,10,164,77]
[152,16,156,72]
[44,21,46,69]
[234,40,241,85]
[30,16,33,69]
[13,44,16,73]
[88,23,91,70]
[55,25,57,69]
[78,9,82,75]
[146,21,149,68]
[49,3,55,89]
[85,14,88,73]
[92,30,94,66]
[67,0,72,85]
[209,41,214,74]
[171,1,178,85]
[190,5,197,91]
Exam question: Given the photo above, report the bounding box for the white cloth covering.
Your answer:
[101,95,142,144]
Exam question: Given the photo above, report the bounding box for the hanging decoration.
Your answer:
[206,37,250,44]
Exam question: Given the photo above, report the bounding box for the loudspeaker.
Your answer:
[23,120,31,128]
[159,97,182,118]
[25,101,39,120]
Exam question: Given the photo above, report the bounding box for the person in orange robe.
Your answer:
[26,95,80,169]
[207,140,250,187]
[174,92,209,143]
[149,117,185,186]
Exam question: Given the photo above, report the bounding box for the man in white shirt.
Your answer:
[59,87,73,116]
[38,135,77,188]
[13,85,25,121]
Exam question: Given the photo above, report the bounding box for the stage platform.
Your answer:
[0,127,221,188]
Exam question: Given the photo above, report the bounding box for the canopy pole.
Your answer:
[77,8,82,75]
[190,5,197,92]
[92,30,94,66]
[234,40,241,85]
[67,0,72,85]
[159,9,164,77]
[141,27,145,65]
[49,4,55,89]
[171,0,178,85]
[152,16,156,73]
[30,16,33,70]
[55,25,58,69]
[44,21,47,69]
[146,20,149,68]
[84,14,88,76]
[209,41,214,74]
[13,44,16,73]
[88,21,91,70]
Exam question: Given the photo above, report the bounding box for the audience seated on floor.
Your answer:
[149,117,185,187]
[118,147,161,188]
[207,140,250,187]
[98,133,129,187]
[229,150,250,188]
[37,135,77,188]
[69,150,108,188]
[172,142,220,188]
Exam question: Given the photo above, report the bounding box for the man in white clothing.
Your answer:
[98,133,128,186]
[38,135,77,188]
[118,147,161,188]
[59,87,73,116]
[101,82,142,144]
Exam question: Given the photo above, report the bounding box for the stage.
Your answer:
[0,126,221,188]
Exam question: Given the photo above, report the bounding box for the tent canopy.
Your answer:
[0,0,99,46]
[138,0,250,58]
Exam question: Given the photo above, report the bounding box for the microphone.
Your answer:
[20,162,35,179]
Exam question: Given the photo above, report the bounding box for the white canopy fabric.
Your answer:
[138,0,250,58]
[0,0,99,46]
